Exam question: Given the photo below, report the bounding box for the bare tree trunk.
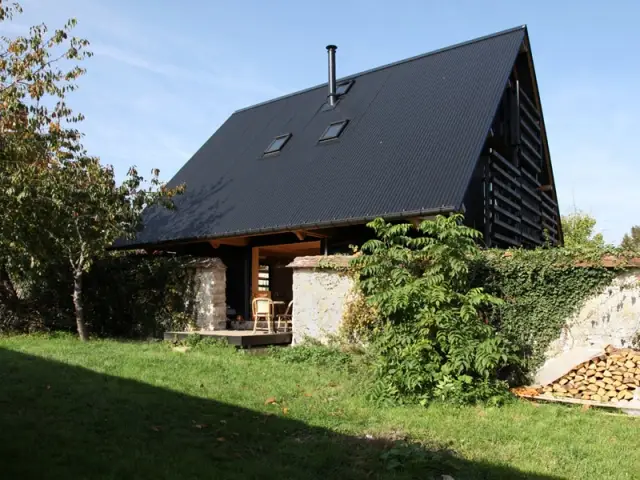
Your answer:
[72,270,89,341]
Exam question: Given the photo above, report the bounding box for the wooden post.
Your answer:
[251,246,260,299]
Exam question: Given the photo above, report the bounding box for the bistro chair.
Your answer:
[277,300,293,333]
[252,297,274,334]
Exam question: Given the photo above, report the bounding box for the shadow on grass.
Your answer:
[0,347,561,480]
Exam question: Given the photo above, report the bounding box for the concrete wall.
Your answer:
[289,256,354,345]
[187,258,227,331]
[536,269,640,383]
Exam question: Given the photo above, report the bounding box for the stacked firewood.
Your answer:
[542,346,640,403]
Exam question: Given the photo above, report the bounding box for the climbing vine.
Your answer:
[477,249,617,375]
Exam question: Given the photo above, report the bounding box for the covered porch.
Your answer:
[145,226,369,347]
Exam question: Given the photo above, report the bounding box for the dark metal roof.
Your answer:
[126,26,526,247]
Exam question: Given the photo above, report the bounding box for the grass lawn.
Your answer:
[0,335,638,479]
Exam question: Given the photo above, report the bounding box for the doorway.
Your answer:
[251,241,322,304]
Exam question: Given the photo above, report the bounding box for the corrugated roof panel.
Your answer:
[126,27,526,246]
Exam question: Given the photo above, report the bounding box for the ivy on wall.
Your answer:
[476,249,617,374]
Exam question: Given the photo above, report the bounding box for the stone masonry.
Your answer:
[288,256,355,345]
[186,258,227,331]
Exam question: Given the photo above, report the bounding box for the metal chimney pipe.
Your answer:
[326,45,337,107]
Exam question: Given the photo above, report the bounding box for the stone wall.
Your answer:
[289,256,354,345]
[536,269,640,383]
[286,256,640,380]
[186,258,227,331]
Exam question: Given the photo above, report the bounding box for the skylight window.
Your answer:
[319,120,348,142]
[336,80,353,95]
[264,133,291,155]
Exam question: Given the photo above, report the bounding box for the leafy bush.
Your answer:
[352,215,517,405]
[341,290,378,342]
[1,252,194,338]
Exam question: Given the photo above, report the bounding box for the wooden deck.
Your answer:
[163,330,292,348]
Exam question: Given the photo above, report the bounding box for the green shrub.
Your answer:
[1,252,195,338]
[340,289,378,342]
[352,215,517,405]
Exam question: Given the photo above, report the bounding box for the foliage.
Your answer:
[620,225,640,252]
[31,157,183,341]
[1,1,92,324]
[478,248,617,375]
[4,253,196,338]
[351,215,517,405]
[561,211,607,252]
[0,3,184,340]
[1,1,91,268]
[340,289,378,342]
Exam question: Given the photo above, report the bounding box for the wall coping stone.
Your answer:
[288,255,355,269]
[184,257,227,270]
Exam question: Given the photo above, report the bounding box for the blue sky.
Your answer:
[4,0,639,243]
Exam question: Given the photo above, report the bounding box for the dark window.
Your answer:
[336,80,353,95]
[319,120,348,142]
[264,133,291,155]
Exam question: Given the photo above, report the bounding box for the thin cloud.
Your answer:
[92,43,283,98]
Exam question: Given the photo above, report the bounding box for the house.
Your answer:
[117,26,562,324]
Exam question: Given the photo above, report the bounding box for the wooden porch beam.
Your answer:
[209,237,249,248]
[293,229,327,240]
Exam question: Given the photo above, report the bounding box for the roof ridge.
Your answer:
[234,25,527,114]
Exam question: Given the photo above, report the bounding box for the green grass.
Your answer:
[0,335,638,479]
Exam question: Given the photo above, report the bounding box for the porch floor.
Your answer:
[163,330,292,348]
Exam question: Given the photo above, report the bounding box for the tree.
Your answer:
[561,211,606,250]
[1,1,90,318]
[32,159,184,341]
[621,226,640,253]
[1,3,184,339]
